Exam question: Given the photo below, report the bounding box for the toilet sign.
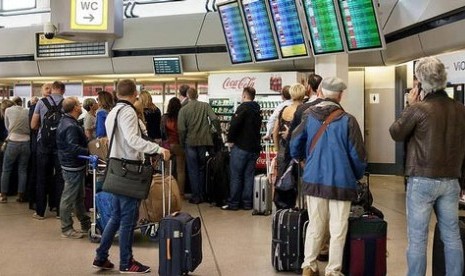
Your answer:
[70,0,108,30]
[370,93,380,104]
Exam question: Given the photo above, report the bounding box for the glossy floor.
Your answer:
[0,175,439,275]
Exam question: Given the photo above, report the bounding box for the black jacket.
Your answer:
[228,101,262,153]
[57,114,89,169]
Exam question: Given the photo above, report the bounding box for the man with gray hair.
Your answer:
[290,77,367,276]
[390,56,465,276]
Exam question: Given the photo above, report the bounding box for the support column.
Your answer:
[314,54,348,85]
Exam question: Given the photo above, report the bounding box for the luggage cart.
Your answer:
[79,155,107,243]
[80,155,171,243]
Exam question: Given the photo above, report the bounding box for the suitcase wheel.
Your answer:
[88,230,101,243]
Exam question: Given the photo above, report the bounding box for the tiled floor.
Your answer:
[0,175,439,275]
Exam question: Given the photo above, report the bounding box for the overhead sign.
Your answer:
[70,0,108,30]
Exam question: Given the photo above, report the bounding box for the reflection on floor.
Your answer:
[0,175,439,275]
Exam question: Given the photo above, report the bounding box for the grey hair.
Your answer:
[320,88,342,99]
[415,57,447,94]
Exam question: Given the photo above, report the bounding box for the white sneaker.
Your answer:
[61,229,83,239]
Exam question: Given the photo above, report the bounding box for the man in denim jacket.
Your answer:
[290,77,366,276]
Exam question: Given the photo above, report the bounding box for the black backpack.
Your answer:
[40,97,64,149]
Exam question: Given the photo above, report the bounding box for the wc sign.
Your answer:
[71,0,108,30]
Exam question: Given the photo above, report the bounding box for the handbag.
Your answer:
[275,160,296,191]
[102,105,154,199]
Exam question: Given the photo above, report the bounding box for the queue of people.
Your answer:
[0,56,463,275]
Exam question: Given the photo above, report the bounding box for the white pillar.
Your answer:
[314,54,349,85]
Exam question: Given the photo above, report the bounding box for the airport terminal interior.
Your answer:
[1,0,465,275]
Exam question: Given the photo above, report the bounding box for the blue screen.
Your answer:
[241,0,279,62]
[218,1,253,64]
[267,0,309,58]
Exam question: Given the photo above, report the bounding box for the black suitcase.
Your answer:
[205,150,230,206]
[158,212,202,276]
[432,216,465,276]
[271,208,309,273]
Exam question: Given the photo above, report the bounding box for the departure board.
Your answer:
[267,0,309,59]
[241,0,279,62]
[338,0,385,51]
[35,33,108,59]
[218,0,254,64]
[302,0,346,55]
[153,56,183,75]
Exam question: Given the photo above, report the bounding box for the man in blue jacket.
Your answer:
[222,87,262,211]
[56,97,91,239]
[290,77,367,276]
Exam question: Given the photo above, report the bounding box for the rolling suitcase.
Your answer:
[342,216,387,276]
[158,212,202,276]
[271,164,308,273]
[272,208,308,272]
[432,216,465,276]
[253,143,272,216]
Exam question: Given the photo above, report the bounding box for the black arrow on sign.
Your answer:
[83,14,95,22]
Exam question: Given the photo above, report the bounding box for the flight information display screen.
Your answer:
[218,1,253,64]
[302,0,346,55]
[241,0,279,62]
[338,0,385,51]
[153,56,183,75]
[267,0,309,59]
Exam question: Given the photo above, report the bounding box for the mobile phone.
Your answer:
[417,82,422,91]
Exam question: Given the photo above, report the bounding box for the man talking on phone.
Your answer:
[390,57,465,276]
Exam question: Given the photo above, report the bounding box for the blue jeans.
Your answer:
[60,169,90,233]
[96,194,139,269]
[228,146,258,208]
[1,141,30,194]
[406,176,463,276]
[185,146,207,201]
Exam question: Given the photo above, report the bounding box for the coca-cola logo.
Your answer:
[222,77,256,90]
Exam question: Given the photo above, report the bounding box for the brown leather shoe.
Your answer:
[302,266,319,276]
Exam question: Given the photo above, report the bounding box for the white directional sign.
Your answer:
[76,0,103,25]
[71,0,108,30]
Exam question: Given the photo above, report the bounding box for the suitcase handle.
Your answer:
[167,238,171,260]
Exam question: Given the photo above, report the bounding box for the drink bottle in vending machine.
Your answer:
[269,75,283,92]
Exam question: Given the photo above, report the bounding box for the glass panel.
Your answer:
[2,0,36,11]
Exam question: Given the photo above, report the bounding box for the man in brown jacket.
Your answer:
[390,56,465,276]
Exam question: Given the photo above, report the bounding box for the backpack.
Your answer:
[40,97,63,149]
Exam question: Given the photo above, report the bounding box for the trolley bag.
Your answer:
[342,216,387,276]
[95,191,113,232]
[158,212,202,276]
[205,150,230,206]
[271,208,308,273]
[139,160,182,224]
[432,216,465,276]
[253,143,272,216]
[271,163,308,273]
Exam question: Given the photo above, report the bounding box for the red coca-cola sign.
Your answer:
[222,77,256,90]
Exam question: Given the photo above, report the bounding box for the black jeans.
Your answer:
[35,149,64,217]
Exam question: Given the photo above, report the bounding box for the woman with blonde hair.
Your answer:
[273,83,305,209]
[139,90,162,143]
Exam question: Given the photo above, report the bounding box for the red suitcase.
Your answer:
[342,216,387,276]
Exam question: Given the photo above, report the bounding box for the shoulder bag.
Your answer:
[102,105,154,199]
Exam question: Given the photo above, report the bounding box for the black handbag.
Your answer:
[275,160,296,192]
[102,105,154,199]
